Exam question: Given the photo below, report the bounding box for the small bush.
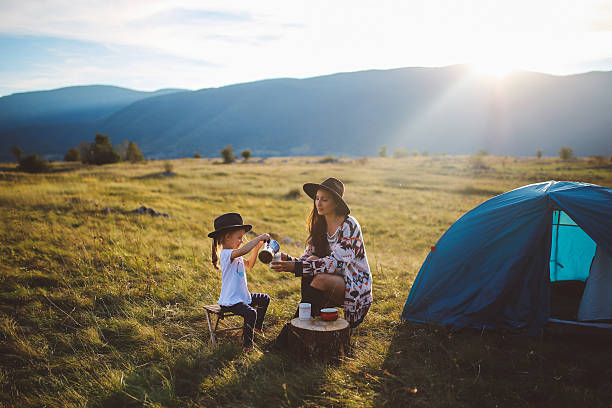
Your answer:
[412,150,419,157]
[163,162,174,174]
[319,155,336,163]
[80,133,120,165]
[64,147,81,162]
[558,146,574,161]
[536,149,542,159]
[11,146,23,161]
[194,152,201,158]
[393,148,409,158]
[588,155,607,167]
[221,145,235,164]
[18,154,51,173]
[378,146,387,157]
[125,141,144,163]
[284,188,301,199]
[355,157,368,166]
[468,152,490,172]
[241,149,252,162]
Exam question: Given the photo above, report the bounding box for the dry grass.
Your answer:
[0,156,611,407]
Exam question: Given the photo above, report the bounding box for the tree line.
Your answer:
[11,133,143,173]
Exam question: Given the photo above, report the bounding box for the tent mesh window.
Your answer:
[550,210,596,282]
[549,210,597,321]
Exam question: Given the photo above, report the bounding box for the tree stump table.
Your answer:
[288,317,351,360]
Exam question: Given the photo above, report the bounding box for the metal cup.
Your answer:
[258,239,280,264]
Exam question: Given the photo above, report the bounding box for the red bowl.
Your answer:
[320,308,338,321]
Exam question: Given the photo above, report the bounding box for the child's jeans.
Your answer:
[220,293,270,348]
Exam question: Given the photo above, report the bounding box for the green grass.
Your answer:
[0,156,611,407]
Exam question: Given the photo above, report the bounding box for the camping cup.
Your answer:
[258,239,280,264]
[299,303,311,320]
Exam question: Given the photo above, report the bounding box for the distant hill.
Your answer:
[1,67,611,161]
[0,85,187,161]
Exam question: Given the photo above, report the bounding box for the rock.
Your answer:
[131,206,170,218]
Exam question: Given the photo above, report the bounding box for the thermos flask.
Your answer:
[258,239,280,264]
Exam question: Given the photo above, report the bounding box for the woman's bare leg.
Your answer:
[310,274,345,307]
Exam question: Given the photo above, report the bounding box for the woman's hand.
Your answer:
[270,260,296,272]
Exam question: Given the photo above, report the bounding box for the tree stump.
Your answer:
[288,317,350,360]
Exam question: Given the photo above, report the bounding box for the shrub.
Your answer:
[536,149,542,159]
[378,146,387,157]
[392,148,409,158]
[468,152,490,171]
[421,150,429,156]
[80,133,120,165]
[221,145,235,164]
[163,162,174,174]
[64,147,81,162]
[126,141,144,163]
[18,154,51,173]
[10,146,22,161]
[558,146,574,161]
[241,149,252,162]
[355,157,368,166]
[115,140,128,160]
[589,155,607,167]
[319,155,336,163]
[412,150,419,157]
[284,188,301,199]
[194,152,201,159]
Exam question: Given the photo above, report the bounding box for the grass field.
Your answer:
[1,155,611,407]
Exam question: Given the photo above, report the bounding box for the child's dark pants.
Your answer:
[221,293,270,348]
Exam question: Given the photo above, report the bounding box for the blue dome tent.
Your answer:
[402,181,612,331]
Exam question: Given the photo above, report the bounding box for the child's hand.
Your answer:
[258,233,270,242]
[306,255,320,261]
[255,240,265,249]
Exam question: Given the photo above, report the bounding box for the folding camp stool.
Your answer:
[203,304,243,344]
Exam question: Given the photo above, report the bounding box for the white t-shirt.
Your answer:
[218,249,252,306]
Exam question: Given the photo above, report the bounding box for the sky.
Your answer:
[1,0,612,96]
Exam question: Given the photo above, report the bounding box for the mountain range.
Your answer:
[1,65,611,161]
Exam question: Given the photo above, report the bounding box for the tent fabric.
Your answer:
[578,246,612,322]
[402,181,612,330]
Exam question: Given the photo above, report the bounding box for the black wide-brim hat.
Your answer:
[303,177,350,215]
[208,212,252,238]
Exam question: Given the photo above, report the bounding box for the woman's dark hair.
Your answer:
[306,190,349,257]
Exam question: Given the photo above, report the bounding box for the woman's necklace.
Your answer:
[327,215,344,236]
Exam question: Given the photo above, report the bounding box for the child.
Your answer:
[208,212,271,352]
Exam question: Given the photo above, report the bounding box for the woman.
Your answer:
[271,177,373,344]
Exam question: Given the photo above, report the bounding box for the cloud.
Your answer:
[144,8,253,25]
[1,0,612,95]
[0,34,222,95]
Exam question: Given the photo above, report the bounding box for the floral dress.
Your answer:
[289,215,373,326]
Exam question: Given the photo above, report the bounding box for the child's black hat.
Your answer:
[208,212,252,238]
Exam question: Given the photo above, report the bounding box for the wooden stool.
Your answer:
[203,304,243,344]
[288,317,351,360]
